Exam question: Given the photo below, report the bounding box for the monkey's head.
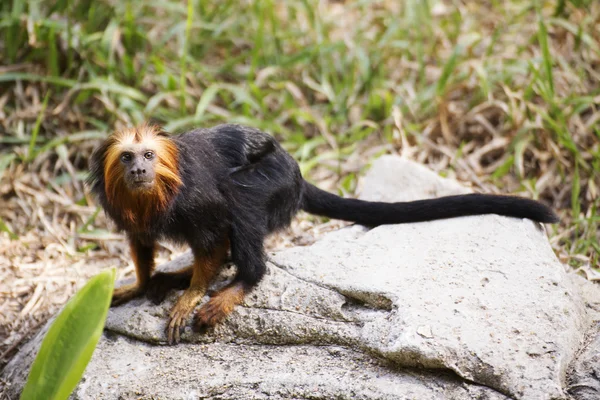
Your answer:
[88,124,182,227]
[117,142,158,192]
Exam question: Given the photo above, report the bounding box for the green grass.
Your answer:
[0,0,598,268]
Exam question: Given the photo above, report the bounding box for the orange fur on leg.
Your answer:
[194,282,246,329]
[166,240,229,344]
[112,239,156,306]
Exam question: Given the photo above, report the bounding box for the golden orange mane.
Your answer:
[102,124,182,229]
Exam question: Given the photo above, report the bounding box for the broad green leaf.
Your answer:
[20,269,115,400]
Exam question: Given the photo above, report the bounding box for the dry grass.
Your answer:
[1,0,599,380]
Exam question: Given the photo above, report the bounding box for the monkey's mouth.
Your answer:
[129,179,155,191]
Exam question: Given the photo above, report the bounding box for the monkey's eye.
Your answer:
[120,153,132,163]
[144,151,154,160]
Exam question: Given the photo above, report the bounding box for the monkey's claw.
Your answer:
[166,289,204,344]
[167,308,190,345]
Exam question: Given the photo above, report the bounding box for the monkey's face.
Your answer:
[119,145,158,192]
[101,125,182,211]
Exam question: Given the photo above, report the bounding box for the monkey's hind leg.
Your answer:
[112,238,156,306]
[148,251,232,304]
[194,281,246,329]
[195,221,265,330]
[167,243,228,344]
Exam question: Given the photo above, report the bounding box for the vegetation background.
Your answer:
[0,0,598,387]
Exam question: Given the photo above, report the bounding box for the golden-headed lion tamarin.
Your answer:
[88,123,558,344]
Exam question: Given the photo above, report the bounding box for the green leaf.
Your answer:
[436,45,462,96]
[572,163,581,218]
[194,84,221,120]
[78,79,147,102]
[27,91,51,162]
[0,153,17,181]
[20,269,115,400]
[0,73,76,87]
[537,8,555,97]
[491,155,515,180]
[0,217,18,240]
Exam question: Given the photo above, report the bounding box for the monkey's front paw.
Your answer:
[167,289,204,345]
[111,283,144,306]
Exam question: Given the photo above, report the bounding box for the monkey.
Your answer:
[87,123,558,344]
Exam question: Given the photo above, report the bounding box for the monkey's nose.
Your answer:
[131,168,147,175]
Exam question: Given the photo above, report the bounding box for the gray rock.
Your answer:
[567,322,600,400]
[3,156,598,400]
[72,337,512,400]
[566,275,600,400]
[358,155,471,203]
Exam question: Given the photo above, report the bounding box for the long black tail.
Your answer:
[301,181,559,226]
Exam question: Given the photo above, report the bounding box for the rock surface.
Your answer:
[566,275,600,400]
[3,156,599,399]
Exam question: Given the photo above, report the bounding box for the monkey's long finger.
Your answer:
[167,315,178,345]
[174,318,181,344]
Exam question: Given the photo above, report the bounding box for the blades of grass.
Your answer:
[220,83,261,111]
[0,153,17,181]
[47,25,60,77]
[20,269,115,400]
[163,115,198,132]
[52,171,88,186]
[554,0,566,16]
[27,91,51,162]
[537,6,555,98]
[549,18,600,54]
[194,84,221,120]
[491,155,515,180]
[38,130,106,156]
[145,92,174,114]
[77,79,147,102]
[572,162,581,218]
[513,128,533,178]
[0,217,18,240]
[78,207,102,233]
[436,45,462,97]
[5,0,25,62]
[180,0,194,113]
[0,72,76,87]
[538,109,582,161]
[474,63,490,100]
[251,0,266,73]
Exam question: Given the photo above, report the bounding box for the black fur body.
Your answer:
[89,124,558,301]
